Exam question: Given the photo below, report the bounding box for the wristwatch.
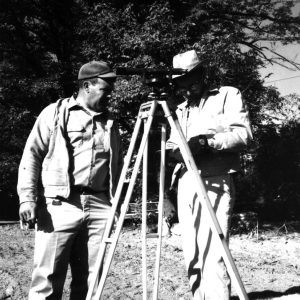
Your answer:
[199,137,207,147]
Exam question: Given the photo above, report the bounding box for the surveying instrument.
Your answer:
[86,67,249,300]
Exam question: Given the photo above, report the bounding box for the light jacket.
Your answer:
[17,97,123,204]
[167,86,253,177]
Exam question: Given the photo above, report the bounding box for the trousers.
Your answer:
[177,172,235,300]
[28,191,111,300]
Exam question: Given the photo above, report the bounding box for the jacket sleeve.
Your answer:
[211,87,253,152]
[17,104,56,203]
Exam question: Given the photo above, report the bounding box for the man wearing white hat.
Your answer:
[167,50,253,299]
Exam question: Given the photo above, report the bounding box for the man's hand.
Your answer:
[168,147,184,162]
[168,135,212,163]
[188,135,209,155]
[19,202,37,229]
[163,189,178,225]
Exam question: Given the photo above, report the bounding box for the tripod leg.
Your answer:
[160,101,249,300]
[92,101,159,300]
[152,122,167,300]
[86,114,144,300]
[142,121,148,300]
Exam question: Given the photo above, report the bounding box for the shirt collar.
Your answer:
[67,95,107,116]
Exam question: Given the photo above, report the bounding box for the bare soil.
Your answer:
[1,222,300,300]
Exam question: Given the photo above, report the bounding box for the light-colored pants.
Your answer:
[28,192,111,300]
[177,172,235,300]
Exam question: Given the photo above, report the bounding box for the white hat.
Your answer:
[172,50,203,79]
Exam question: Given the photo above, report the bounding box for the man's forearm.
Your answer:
[212,128,251,152]
[18,156,42,203]
[17,106,53,203]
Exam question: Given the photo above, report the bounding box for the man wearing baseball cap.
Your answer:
[18,60,123,299]
[166,50,253,299]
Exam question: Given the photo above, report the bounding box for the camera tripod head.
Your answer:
[116,67,187,77]
[116,67,187,101]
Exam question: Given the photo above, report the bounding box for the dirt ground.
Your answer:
[1,222,300,300]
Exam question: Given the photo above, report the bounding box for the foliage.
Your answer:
[0,104,35,219]
[0,0,300,219]
[253,94,300,220]
[235,93,300,220]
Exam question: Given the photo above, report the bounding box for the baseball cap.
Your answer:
[78,61,117,80]
[172,50,204,80]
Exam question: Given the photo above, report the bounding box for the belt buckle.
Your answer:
[81,187,88,195]
[73,185,95,195]
[80,186,91,195]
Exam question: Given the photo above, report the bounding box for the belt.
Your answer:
[71,186,104,195]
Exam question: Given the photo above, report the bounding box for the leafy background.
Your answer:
[0,0,299,221]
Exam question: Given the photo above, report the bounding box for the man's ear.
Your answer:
[83,81,90,92]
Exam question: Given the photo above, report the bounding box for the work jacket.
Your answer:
[17,97,123,204]
[167,86,253,178]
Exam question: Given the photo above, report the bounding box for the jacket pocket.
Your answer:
[42,170,67,186]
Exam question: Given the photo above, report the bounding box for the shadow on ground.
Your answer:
[231,286,300,299]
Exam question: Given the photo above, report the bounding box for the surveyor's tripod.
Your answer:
[85,92,249,300]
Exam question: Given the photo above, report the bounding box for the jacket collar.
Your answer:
[67,96,80,109]
[66,96,108,117]
[177,87,219,110]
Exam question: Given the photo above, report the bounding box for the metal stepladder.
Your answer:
[85,92,249,300]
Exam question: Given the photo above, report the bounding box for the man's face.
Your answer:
[86,77,115,112]
[174,71,204,101]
